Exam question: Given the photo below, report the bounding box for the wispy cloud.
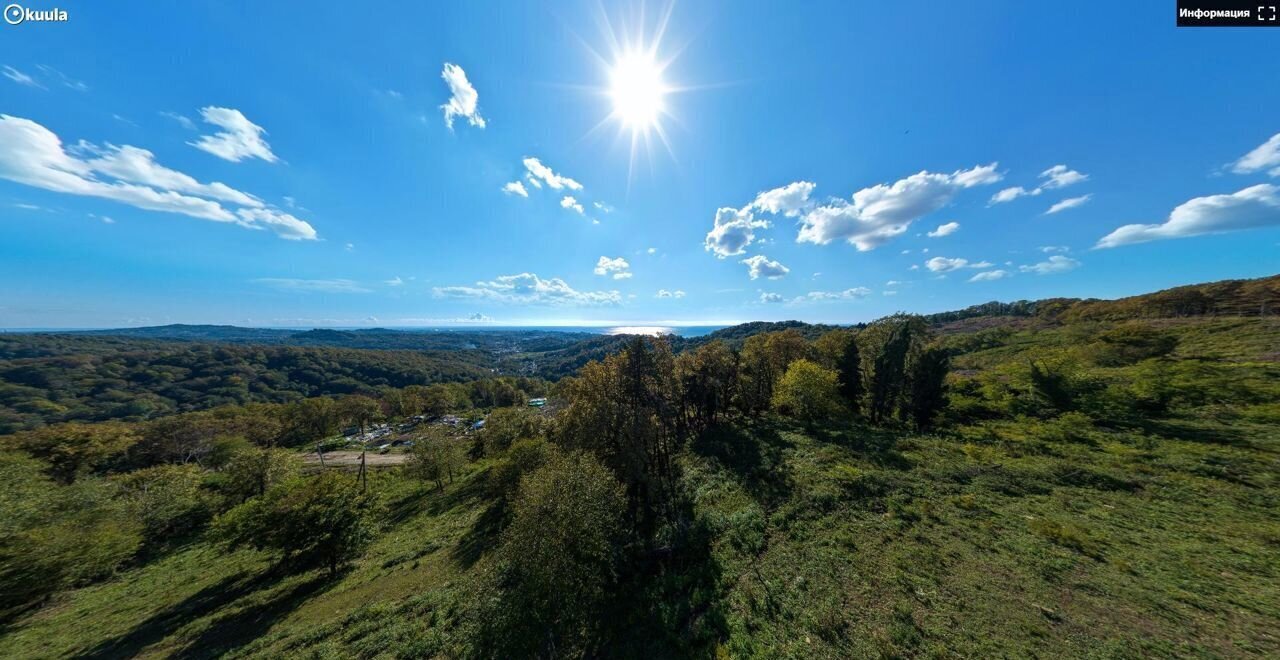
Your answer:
[190,106,278,163]
[3,65,43,88]
[255,278,371,293]
[1019,255,1080,274]
[969,269,1009,282]
[433,273,621,306]
[1231,133,1280,177]
[790,288,871,304]
[1046,193,1092,214]
[159,111,196,130]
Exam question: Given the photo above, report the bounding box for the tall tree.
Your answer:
[906,346,949,430]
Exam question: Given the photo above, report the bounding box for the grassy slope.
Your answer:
[1,318,1277,658]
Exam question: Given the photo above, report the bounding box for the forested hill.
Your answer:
[923,273,1280,325]
[63,325,600,353]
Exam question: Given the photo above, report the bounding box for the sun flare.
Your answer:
[609,50,667,131]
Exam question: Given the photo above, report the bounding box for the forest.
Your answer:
[0,275,1277,658]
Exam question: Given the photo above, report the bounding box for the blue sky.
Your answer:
[2,0,1278,328]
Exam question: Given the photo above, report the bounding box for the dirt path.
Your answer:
[303,450,409,467]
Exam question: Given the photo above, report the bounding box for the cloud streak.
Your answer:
[1096,184,1280,248]
[0,114,315,240]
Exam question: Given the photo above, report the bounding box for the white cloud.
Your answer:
[705,206,770,257]
[1020,255,1081,275]
[234,208,318,241]
[255,278,371,293]
[523,157,582,191]
[1040,164,1088,189]
[751,181,815,217]
[3,66,42,88]
[0,114,315,240]
[797,163,1000,250]
[646,247,657,255]
[791,288,872,303]
[81,143,264,207]
[657,289,686,299]
[925,256,969,272]
[1231,133,1280,177]
[594,256,632,279]
[502,180,528,197]
[594,201,613,213]
[882,290,898,296]
[760,292,783,303]
[433,273,621,306]
[1039,245,1070,253]
[439,62,486,130]
[1096,184,1280,248]
[969,269,1010,282]
[1046,193,1092,214]
[927,221,959,237]
[189,107,278,163]
[990,186,1038,204]
[385,276,404,286]
[741,255,790,280]
[344,242,355,251]
[561,195,585,214]
[990,164,1088,204]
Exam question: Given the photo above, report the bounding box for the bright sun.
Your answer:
[609,50,667,131]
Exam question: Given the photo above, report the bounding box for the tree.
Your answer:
[675,340,738,430]
[213,472,373,576]
[862,316,922,424]
[472,451,627,658]
[5,422,137,484]
[815,330,863,413]
[406,426,465,492]
[479,406,547,456]
[556,337,682,534]
[220,446,301,503]
[771,359,843,426]
[114,463,217,549]
[905,346,949,430]
[739,329,814,415]
[0,451,141,621]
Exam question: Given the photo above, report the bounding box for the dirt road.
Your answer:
[303,450,409,467]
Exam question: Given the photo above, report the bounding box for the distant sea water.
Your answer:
[426,325,729,337]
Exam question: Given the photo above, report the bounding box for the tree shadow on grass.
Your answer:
[170,572,336,659]
[72,564,333,660]
[690,421,795,508]
[450,499,508,569]
[822,422,914,470]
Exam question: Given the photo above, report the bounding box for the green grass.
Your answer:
[2,317,1278,658]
